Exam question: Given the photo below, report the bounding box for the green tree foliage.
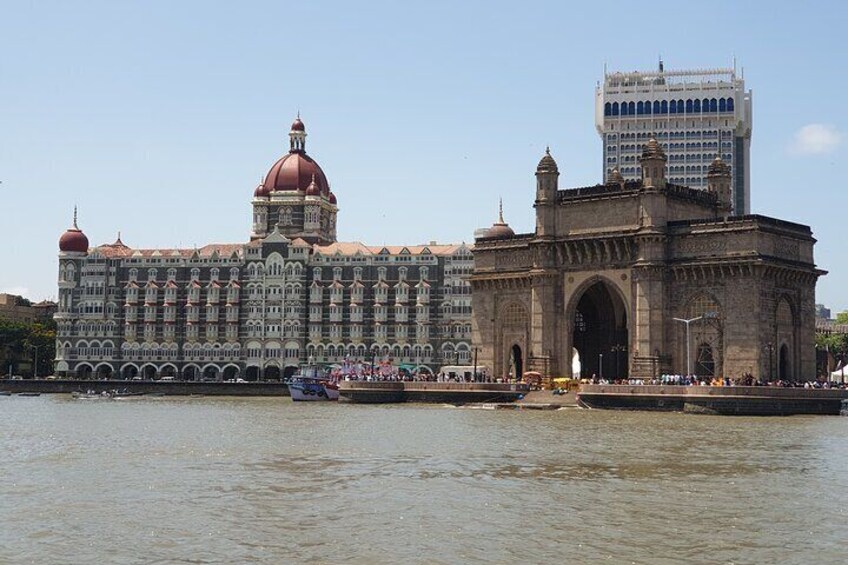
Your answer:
[836,311,848,325]
[0,318,56,377]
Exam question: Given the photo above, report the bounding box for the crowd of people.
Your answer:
[583,373,848,389]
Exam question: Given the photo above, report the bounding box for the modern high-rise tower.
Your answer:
[595,61,752,214]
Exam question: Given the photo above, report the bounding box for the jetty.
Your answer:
[338,381,530,404]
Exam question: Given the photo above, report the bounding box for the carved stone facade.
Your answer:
[472,141,824,382]
[54,118,474,380]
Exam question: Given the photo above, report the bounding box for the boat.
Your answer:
[286,375,338,401]
[17,392,42,397]
[0,391,11,396]
[71,390,112,400]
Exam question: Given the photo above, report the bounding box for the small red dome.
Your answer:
[59,228,89,253]
[486,223,514,238]
[328,191,337,205]
[291,117,305,132]
[305,175,321,196]
[265,152,329,194]
[254,182,270,198]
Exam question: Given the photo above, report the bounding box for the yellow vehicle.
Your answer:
[552,377,579,391]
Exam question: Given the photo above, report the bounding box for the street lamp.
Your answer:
[673,312,718,377]
[472,346,479,382]
[598,353,603,380]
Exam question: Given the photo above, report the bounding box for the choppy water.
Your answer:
[1,396,847,564]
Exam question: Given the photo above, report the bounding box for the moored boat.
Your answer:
[286,376,338,401]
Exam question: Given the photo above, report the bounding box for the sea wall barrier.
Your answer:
[577,384,848,415]
[338,381,530,404]
[0,379,290,396]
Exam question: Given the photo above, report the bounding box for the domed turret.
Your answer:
[253,175,271,198]
[707,154,733,215]
[536,147,559,174]
[328,191,337,205]
[486,199,515,239]
[59,207,89,253]
[639,134,667,189]
[305,174,321,196]
[262,115,331,196]
[606,167,625,188]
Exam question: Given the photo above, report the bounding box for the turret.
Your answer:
[535,147,559,237]
[639,135,667,190]
[707,155,733,217]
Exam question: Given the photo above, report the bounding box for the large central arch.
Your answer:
[570,279,628,380]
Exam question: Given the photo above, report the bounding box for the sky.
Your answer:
[2,0,846,311]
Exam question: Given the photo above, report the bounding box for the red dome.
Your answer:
[328,191,337,205]
[264,152,330,194]
[59,228,89,253]
[305,175,321,196]
[254,182,270,198]
[291,117,305,131]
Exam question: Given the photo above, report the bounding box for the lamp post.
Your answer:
[598,353,603,380]
[611,344,626,379]
[473,347,478,382]
[673,312,718,377]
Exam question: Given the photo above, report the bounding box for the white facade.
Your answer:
[595,62,752,214]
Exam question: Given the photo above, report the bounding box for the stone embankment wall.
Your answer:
[0,379,290,396]
[577,384,848,415]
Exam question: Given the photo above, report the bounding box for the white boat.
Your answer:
[286,375,338,401]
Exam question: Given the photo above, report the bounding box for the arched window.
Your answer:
[702,98,710,112]
[660,100,668,114]
[604,102,611,116]
[653,101,660,114]
[727,97,734,111]
[611,102,619,116]
[644,100,652,115]
[710,98,717,112]
[686,99,693,113]
[637,101,644,115]
[191,268,200,281]
[693,99,701,113]
[621,102,628,116]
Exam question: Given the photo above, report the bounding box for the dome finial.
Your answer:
[498,197,504,223]
[73,205,78,229]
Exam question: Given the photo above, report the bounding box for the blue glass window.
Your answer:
[719,98,727,112]
[727,97,734,111]
[661,100,668,114]
[637,101,644,115]
[653,101,661,114]
[612,102,619,116]
[693,99,701,112]
[604,102,611,116]
[628,102,635,115]
[710,98,717,112]
[686,99,693,113]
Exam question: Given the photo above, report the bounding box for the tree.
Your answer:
[0,318,56,377]
[836,311,848,325]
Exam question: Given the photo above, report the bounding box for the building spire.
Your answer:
[498,197,504,223]
[73,205,78,229]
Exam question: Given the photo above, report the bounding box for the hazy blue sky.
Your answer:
[2,0,846,310]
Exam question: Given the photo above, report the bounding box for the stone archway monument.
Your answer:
[471,142,823,383]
